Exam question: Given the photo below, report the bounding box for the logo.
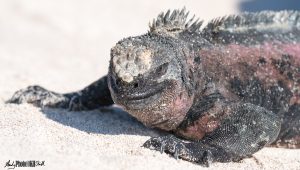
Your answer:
[4,160,45,169]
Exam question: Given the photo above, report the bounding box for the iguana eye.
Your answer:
[155,62,169,77]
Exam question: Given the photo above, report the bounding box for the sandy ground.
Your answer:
[0,0,299,170]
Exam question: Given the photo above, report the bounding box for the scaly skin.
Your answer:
[7,8,300,166]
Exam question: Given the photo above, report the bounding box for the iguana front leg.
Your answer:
[143,103,281,166]
[7,76,114,111]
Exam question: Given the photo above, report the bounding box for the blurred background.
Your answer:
[0,0,300,100]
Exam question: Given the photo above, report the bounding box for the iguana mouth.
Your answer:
[121,82,166,109]
[109,74,167,106]
[124,92,162,108]
[123,83,164,101]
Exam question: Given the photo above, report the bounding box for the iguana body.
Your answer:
[8,9,300,166]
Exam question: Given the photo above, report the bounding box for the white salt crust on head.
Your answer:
[112,48,152,83]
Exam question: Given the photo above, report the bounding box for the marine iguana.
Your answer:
[7,8,300,166]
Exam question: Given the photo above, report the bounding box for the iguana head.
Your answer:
[107,8,202,130]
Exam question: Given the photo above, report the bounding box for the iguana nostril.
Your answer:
[133,82,139,88]
[116,79,120,86]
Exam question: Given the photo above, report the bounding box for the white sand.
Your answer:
[0,1,299,170]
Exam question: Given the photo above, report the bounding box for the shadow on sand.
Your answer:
[41,106,161,137]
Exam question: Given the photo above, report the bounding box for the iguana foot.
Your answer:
[143,135,213,166]
[7,85,71,109]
